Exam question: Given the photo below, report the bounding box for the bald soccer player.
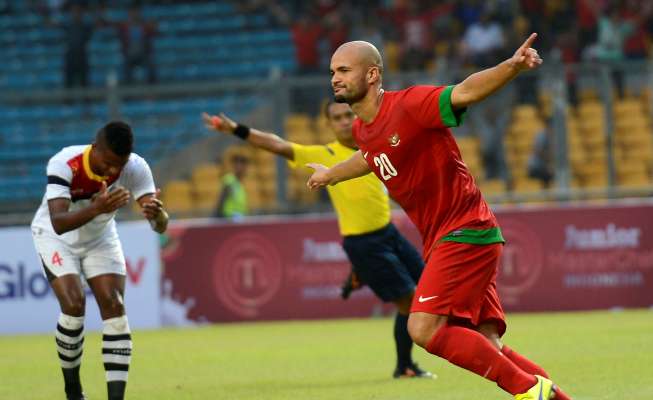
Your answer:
[307,36,573,400]
[202,102,433,379]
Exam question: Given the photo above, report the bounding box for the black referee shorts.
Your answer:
[342,223,424,302]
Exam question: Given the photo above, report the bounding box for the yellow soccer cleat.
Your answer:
[515,375,554,400]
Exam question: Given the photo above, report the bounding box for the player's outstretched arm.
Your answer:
[48,181,131,235]
[306,150,370,189]
[138,189,168,233]
[202,112,295,160]
[451,33,542,109]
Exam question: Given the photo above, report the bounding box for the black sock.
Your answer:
[108,381,126,400]
[394,313,413,369]
[62,365,82,398]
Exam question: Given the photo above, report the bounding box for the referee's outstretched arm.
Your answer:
[202,112,295,160]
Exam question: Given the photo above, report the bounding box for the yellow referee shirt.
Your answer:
[289,141,391,236]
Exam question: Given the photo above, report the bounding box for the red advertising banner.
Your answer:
[162,202,653,323]
[492,203,653,311]
[161,217,394,323]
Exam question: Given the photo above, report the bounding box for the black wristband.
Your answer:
[233,124,250,140]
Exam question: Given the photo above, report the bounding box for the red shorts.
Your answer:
[411,241,506,336]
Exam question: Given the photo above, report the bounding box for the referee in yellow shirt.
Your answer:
[202,102,433,379]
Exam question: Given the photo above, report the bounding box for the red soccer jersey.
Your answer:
[352,85,499,260]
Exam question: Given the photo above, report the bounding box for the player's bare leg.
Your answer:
[88,274,131,400]
[392,293,434,379]
[408,311,541,397]
[49,273,87,400]
[478,322,572,400]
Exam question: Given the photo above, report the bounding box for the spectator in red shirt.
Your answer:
[621,0,652,60]
[392,2,453,71]
[324,10,349,57]
[291,14,323,75]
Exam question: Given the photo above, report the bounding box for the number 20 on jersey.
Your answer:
[373,153,398,181]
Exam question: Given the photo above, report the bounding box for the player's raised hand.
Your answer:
[510,33,542,72]
[202,112,237,134]
[92,182,131,214]
[306,163,332,190]
[142,189,164,220]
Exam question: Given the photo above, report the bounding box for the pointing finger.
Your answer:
[519,33,538,52]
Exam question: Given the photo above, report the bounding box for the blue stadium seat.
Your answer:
[1,1,289,202]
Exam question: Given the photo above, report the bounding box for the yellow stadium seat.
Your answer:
[577,101,604,119]
[512,178,544,193]
[512,104,538,121]
[616,161,647,177]
[619,132,653,149]
[510,121,543,136]
[582,170,608,188]
[192,163,222,186]
[578,88,599,101]
[287,130,313,142]
[163,180,194,214]
[384,41,401,73]
[617,173,651,188]
[300,187,319,205]
[570,177,582,189]
[246,190,264,210]
[510,167,528,179]
[194,190,219,214]
[613,100,642,116]
[578,120,605,136]
[479,179,506,196]
[285,113,312,133]
[255,150,275,161]
[256,162,277,179]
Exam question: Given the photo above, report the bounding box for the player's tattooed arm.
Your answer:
[202,112,295,160]
[138,189,168,234]
[48,181,130,235]
[451,33,542,109]
[306,150,370,188]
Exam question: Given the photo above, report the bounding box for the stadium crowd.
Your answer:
[4,0,652,89]
[252,0,653,79]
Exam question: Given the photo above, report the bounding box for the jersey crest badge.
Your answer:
[69,159,80,173]
[388,132,401,147]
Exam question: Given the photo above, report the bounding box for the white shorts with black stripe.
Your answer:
[32,228,126,280]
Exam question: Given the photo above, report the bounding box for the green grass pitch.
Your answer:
[1,309,651,399]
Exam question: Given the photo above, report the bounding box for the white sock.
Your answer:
[56,313,85,369]
[102,315,132,383]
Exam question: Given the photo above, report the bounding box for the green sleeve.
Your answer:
[439,85,467,128]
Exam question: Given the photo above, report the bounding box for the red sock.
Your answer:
[501,346,572,399]
[426,324,536,395]
[501,345,549,378]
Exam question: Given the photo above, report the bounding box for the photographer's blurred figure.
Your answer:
[215,152,249,219]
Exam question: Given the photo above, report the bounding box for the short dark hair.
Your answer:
[323,100,336,119]
[97,121,133,156]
